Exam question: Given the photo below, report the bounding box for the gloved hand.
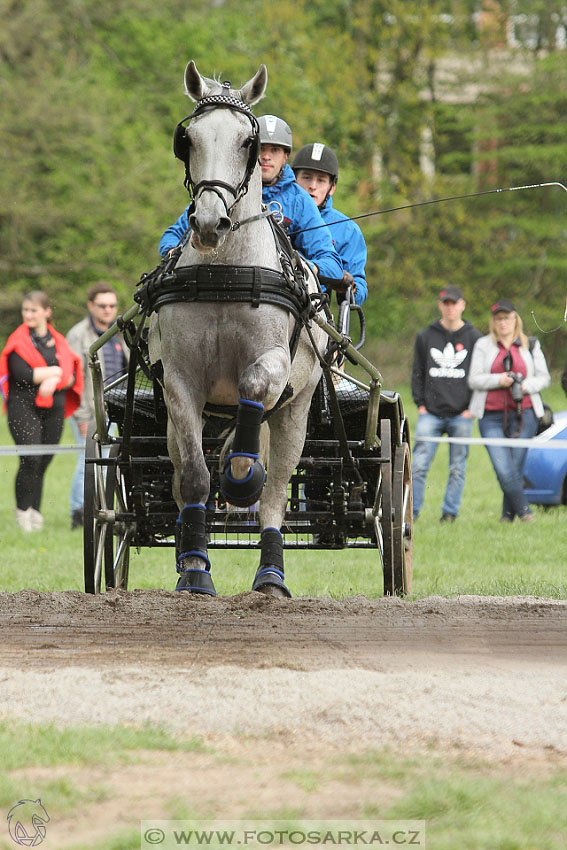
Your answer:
[342,270,354,288]
[319,270,354,293]
[334,270,355,294]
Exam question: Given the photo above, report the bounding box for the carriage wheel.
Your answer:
[392,441,413,595]
[83,429,113,594]
[374,418,394,595]
[104,445,131,590]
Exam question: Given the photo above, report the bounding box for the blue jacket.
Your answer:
[159,164,343,281]
[320,197,368,306]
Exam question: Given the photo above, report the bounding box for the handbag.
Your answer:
[528,337,553,435]
[536,402,553,435]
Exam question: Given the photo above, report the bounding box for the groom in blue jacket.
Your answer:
[292,142,368,306]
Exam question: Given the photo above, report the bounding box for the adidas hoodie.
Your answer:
[411,319,482,418]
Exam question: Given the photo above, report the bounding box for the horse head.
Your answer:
[182,61,268,252]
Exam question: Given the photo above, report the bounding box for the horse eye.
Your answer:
[242,137,254,149]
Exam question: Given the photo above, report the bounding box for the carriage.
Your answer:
[82,62,413,599]
[84,296,413,597]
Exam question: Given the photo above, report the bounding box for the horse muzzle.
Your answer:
[189,212,232,251]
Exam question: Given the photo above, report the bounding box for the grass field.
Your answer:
[0,720,566,850]
[1,383,566,850]
[1,381,565,598]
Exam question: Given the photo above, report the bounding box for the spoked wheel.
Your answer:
[83,428,114,594]
[104,444,132,590]
[392,441,413,595]
[373,417,394,595]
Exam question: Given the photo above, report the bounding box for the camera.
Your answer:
[507,372,524,403]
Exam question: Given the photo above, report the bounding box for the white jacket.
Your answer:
[468,334,550,419]
[66,316,129,423]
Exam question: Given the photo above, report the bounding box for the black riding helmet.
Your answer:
[292,143,339,183]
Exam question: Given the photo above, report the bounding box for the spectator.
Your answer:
[66,282,129,529]
[159,114,344,282]
[468,298,550,523]
[411,285,482,522]
[292,142,368,306]
[0,291,83,532]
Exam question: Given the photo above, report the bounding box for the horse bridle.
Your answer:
[173,82,261,218]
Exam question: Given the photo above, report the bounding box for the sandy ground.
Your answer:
[1,591,566,847]
[1,590,566,758]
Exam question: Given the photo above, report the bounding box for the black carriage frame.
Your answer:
[84,300,413,597]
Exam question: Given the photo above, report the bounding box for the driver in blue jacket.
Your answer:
[292,143,368,306]
[158,114,343,283]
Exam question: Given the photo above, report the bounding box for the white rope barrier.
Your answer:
[1,435,567,455]
[416,436,567,449]
[0,445,84,456]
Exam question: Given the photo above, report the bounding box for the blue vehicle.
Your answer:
[523,410,567,505]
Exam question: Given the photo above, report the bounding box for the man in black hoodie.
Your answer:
[411,285,482,522]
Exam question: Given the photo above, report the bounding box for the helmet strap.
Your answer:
[262,165,286,187]
[319,179,337,210]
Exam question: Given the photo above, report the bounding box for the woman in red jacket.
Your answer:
[0,291,83,532]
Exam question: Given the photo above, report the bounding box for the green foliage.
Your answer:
[1,0,567,373]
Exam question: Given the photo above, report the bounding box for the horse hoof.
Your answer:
[220,458,265,508]
[175,568,217,596]
[252,567,292,598]
[257,584,289,599]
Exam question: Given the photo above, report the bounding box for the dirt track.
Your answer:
[1,590,566,760]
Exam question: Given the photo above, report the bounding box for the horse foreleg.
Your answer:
[253,384,316,598]
[220,350,290,507]
[175,503,217,596]
[165,392,216,595]
[251,527,290,598]
[219,398,266,507]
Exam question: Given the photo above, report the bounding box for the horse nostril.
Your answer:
[217,217,232,235]
[188,214,200,233]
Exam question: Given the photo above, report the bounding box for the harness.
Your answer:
[173,82,260,218]
[134,213,322,333]
[133,86,333,424]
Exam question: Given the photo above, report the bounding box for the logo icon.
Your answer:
[429,343,468,378]
[7,800,50,846]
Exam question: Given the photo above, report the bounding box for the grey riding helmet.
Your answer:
[258,115,293,151]
[292,143,339,183]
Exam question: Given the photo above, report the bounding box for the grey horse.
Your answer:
[148,62,327,597]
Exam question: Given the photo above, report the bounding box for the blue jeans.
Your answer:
[69,418,115,515]
[478,408,537,519]
[69,417,87,515]
[412,412,474,518]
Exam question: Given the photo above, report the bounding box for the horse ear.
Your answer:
[237,64,268,106]
[184,60,209,102]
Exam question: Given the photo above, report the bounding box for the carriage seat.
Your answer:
[104,384,164,438]
[309,376,402,442]
[105,384,156,421]
[104,382,236,440]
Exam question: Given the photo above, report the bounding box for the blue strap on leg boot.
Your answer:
[220,398,266,507]
[175,504,217,595]
[252,527,291,597]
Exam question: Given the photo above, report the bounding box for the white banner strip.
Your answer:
[2,437,566,455]
[417,436,567,449]
[0,444,84,456]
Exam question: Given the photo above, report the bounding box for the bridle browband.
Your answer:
[173,82,261,220]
